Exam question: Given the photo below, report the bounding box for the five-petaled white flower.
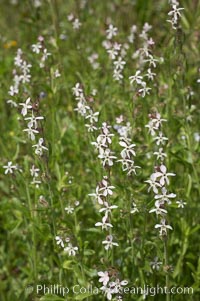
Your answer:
[155,218,173,235]
[65,206,74,214]
[88,186,104,205]
[3,161,17,174]
[176,200,186,208]
[102,235,119,250]
[155,187,176,205]
[154,165,176,186]
[64,243,78,256]
[106,24,118,40]
[145,173,162,194]
[55,236,64,248]
[150,257,162,271]
[32,138,48,156]
[95,215,113,230]
[19,97,32,116]
[129,70,143,85]
[98,271,110,286]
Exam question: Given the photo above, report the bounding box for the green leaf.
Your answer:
[62,260,74,270]
[84,249,95,256]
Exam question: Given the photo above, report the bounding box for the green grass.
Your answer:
[0,0,200,300]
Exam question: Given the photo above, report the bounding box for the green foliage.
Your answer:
[0,0,200,301]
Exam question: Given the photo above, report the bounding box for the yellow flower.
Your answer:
[3,40,17,49]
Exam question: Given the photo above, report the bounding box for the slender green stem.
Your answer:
[26,182,37,283]
[164,237,170,301]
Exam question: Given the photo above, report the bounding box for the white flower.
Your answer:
[154,165,176,186]
[20,72,31,84]
[145,68,156,81]
[55,236,64,248]
[72,18,82,30]
[102,235,119,250]
[194,132,200,142]
[3,161,17,174]
[144,55,159,68]
[155,187,176,205]
[153,132,168,146]
[31,178,41,188]
[155,218,173,235]
[100,286,113,300]
[167,4,184,29]
[106,24,118,40]
[88,186,104,205]
[72,83,83,97]
[25,111,44,129]
[23,124,39,140]
[152,113,167,128]
[107,48,118,60]
[7,99,18,107]
[8,85,18,96]
[176,200,186,208]
[119,140,136,159]
[153,148,167,161]
[149,205,167,216]
[32,138,48,156]
[145,120,158,136]
[41,48,51,62]
[19,97,32,117]
[128,164,141,176]
[85,123,97,132]
[54,69,61,78]
[64,243,78,256]
[65,206,74,214]
[21,61,32,73]
[98,148,117,167]
[113,57,126,70]
[67,13,74,21]
[145,173,162,194]
[74,101,90,117]
[117,158,134,171]
[85,111,99,123]
[95,215,113,230]
[129,70,143,85]
[113,69,123,81]
[14,49,23,66]
[99,179,115,196]
[98,271,109,286]
[150,257,162,271]
[138,82,151,97]
[99,202,118,215]
[30,165,40,177]
[130,202,139,214]
[32,43,42,54]
[168,5,184,20]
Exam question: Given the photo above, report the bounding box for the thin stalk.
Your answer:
[26,182,38,283]
[164,237,170,301]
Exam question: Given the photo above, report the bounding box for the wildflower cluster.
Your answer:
[55,235,78,256]
[116,118,140,176]
[98,270,128,300]
[7,48,31,108]
[31,36,51,68]
[167,0,184,29]
[88,53,100,70]
[67,13,82,30]
[89,176,118,250]
[129,23,159,98]
[73,83,99,132]
[145,112,176,236]
[103,24,126,82]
